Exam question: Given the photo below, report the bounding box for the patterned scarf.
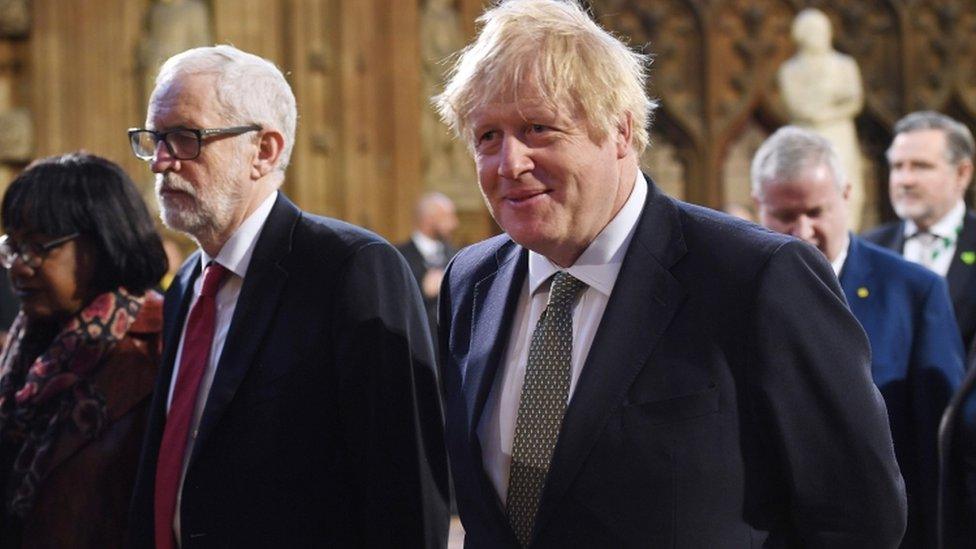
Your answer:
[0,288,145,518]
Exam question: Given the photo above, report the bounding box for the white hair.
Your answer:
[153,45,298,172]
[751,126,846,197]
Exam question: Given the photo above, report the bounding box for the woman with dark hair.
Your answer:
[0,152,167,547]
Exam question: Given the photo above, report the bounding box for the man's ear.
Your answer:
[957,158,974,192]
[251,129,285,179]
[615,112,634,159]
[841,182,852,202]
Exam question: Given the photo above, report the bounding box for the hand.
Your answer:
[422,269,444,298]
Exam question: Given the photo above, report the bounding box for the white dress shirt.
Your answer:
[166,190,278,543]
[902,200,965,276]
[830,234,851,277]
[477,172,648,504]
[411,230,446,267]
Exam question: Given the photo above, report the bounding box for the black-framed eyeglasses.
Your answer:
[0,233,80,269]
[127,125,262,161]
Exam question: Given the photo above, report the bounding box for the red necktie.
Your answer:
[154,262,229,549]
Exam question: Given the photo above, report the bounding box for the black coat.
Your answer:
[128,193,450,548]
[439,181,907,548]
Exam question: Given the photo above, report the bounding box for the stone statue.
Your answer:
[138,0,212,104]
[420,0,477,207]
[779,8,866,230]
[0,0,29,38]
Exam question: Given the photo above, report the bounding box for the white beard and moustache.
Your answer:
[155,171,245,242]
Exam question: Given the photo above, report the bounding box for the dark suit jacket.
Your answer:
[939,359,976,549]
[439,182,907,548]
[129,193,450,548]
[397,238,455,336]
[839,236,964,548]
[863,211,976,353]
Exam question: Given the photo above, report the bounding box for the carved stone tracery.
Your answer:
[590,0,976,222]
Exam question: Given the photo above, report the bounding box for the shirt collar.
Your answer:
[903,200,966,240]
[831,233,851,277]
[411,231,442,259]
[199,190,278,279]
[528,171,648,297]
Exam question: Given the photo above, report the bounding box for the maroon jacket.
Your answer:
[16,293,161,549]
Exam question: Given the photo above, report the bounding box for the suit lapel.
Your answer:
[465,244,527,437]
[162,257,201,387]
[534,182,688,537]
[947,211,976,303]
[145,257,200,431]
[838,237,873,315]
[189,194,296,463]
[890,223,907,253]
[462,242,526,534]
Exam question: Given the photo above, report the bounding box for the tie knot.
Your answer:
[547,271,587,310]
[200,262,229,298]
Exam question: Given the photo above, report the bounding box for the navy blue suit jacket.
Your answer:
[439,182,907,548]
[839,236,964,548]
[863,211,976,354]
[129,193,449,547]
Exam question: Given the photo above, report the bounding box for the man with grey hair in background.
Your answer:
[397,192,459,335]
[753,125,964,549]
[434,0,905,546]
[126,45,449,548]
[864,111,976,353]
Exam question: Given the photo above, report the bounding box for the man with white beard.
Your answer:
[125,45,449,548]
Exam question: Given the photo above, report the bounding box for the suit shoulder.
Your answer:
[677,201,793,253]
[861,221,901,244]
[293,212,399,262]
[446,233,515,279]
[675,201,802,269]
[856,237,942,288]
[657,201,838,299]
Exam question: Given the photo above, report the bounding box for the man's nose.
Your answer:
[889,167,913,187]
[791,216,814,240]
[149,139,179,174]
[497,136,533,179]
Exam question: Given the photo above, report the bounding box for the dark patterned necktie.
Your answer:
[506,271,588,547]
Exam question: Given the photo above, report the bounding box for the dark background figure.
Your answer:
[433,1,906,547]
[753,126,965,548]
[397,192,459,334]
[126,45,449,548]
[0,152,167,548]
[0,271,19,347]
[863,111,976,355]
[940,361,976,548]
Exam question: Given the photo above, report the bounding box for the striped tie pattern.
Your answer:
[506,271,588,547]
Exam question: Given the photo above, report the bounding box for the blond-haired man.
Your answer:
[435,1,906,547]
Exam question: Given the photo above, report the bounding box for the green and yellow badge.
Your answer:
[962,251,976,265]
[857,287,869,299]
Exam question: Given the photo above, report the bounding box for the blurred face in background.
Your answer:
[887,129,972,231]
[756,162,850,263]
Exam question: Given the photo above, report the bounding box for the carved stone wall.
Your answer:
[5,0,974,244]
[593,0,976,228]
[6,0,432,242]
[0,1,30,193]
